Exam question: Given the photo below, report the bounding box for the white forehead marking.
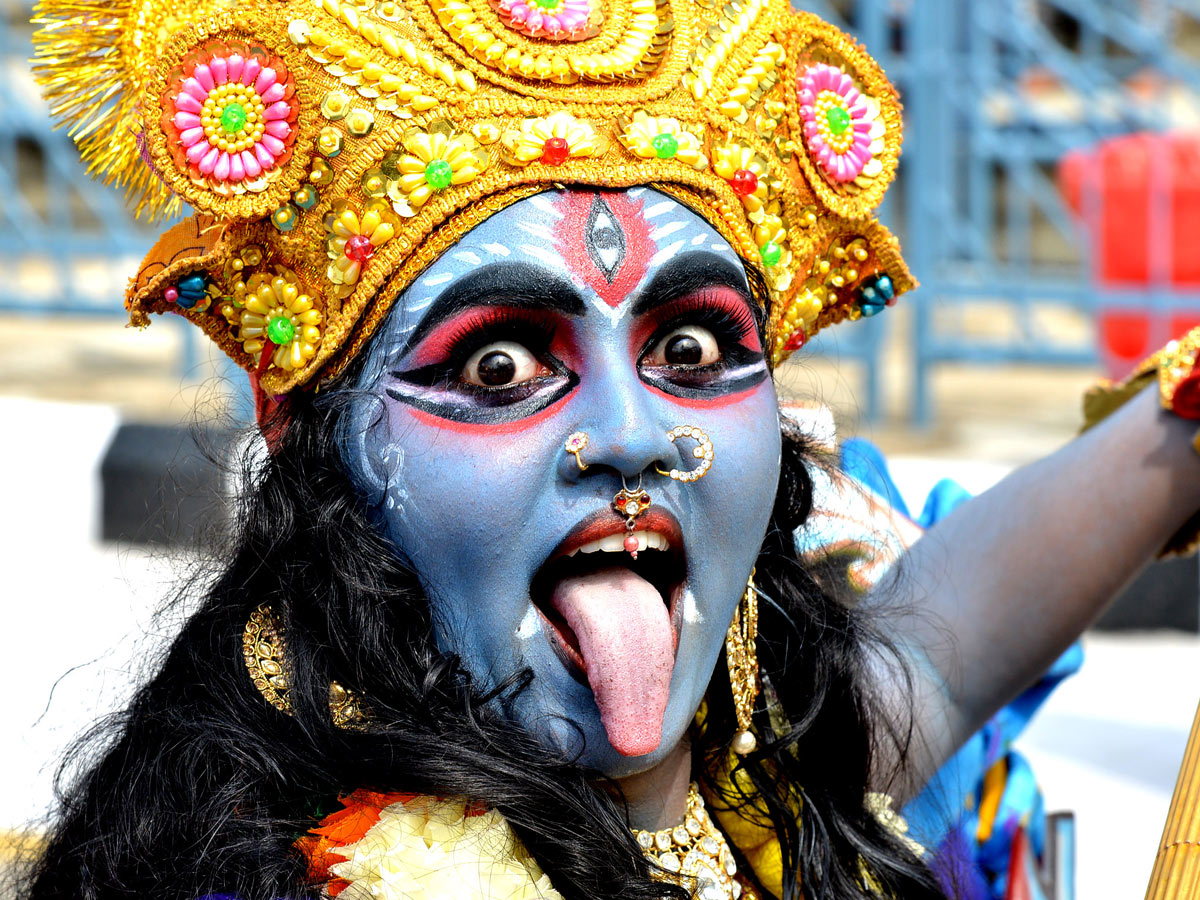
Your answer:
[643,200,676,220]
[628,187,647,198]
[590,209,624,273]
[518,221,556,241]
[649,239,686,268]
[407,296,436,314]
[453,250,482,265]
[650,220,688,242]
[528,193,563,216]
[520,243,567,268]
[482,242,511,257]
[586,292,626,326]
[422,271,454,287]
[516,605,541,640]
[710,242,735,254]
[691,233,708,246]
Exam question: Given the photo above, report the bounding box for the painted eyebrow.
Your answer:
[630,252,754,318]
[398,261,586,355]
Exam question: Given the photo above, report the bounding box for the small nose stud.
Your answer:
[564,431,590,471]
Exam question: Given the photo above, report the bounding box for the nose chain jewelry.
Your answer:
[613,473,651,559]
[633,783,756,900]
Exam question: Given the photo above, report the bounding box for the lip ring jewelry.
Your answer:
[614,474,652,559]
[564,431,590,471]
[655,426,715,483]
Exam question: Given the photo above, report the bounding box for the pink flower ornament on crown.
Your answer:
[493,0,600,41]
[170,50,298,186]
[798,62,884,185]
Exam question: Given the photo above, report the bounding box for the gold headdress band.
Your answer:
[33,0,912,396]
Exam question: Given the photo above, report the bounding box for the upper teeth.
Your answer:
[566,531,669,556]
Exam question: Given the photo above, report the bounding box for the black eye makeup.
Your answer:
[637,290,769,399]
[386,307,577,424]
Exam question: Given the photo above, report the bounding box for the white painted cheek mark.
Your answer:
[649,239,686,268]
[517,605,542,640]
[682,589,703,625]
[691,233,708,246]
[482,242,511,257]
[710,243,735,254]
[453,250,482,265]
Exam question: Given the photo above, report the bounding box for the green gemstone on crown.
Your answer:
[220,102,248,135]
[424,159,453,190]
[267,315,296,346]
[825,106,851,136]
[651,133,679,159]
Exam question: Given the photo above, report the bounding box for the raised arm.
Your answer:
[870,384,1200,797]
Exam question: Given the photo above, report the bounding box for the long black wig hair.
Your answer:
[21,303,947,900]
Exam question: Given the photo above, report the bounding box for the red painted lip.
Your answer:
[546,506,684,561]
[533,505,687,680]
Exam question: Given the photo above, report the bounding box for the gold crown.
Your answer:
[33,0,912,395]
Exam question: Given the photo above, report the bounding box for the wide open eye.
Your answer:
[461,340,549,386]
[645,325,721,367]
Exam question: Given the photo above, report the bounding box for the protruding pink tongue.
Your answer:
[550,566,675,757]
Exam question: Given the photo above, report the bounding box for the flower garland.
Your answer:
[299,791,564,900]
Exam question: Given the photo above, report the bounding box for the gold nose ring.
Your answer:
[564,431,590,471]
[655,426,714,483]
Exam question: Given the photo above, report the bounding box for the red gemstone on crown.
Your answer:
[730,169,759,196]
[541,137,571,166]
[345,234,375,263]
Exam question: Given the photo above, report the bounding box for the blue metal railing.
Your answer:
[0,0,198,369]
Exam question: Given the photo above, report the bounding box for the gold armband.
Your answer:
[1082,324,1200,557]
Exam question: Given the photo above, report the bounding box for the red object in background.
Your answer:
[1003,826,1038,900]
[1059,133,1200,375]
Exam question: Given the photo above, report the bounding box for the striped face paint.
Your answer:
[342,187,780,777]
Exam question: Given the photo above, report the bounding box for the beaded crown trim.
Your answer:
[33,0,912,394]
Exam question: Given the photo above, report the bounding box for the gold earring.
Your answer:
[564,431,590,471]
[655,426,714,483]
[243,604,366,729]
[726,570,759,755]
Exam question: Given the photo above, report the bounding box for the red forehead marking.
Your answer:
[552,191,655,308]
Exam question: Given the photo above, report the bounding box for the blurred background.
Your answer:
[3,0,1200,897]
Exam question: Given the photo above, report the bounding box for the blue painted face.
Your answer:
[342,187,781,776]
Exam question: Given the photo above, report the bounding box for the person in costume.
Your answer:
[22,0,1200,898]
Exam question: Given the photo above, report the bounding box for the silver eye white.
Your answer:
[648,325,721,367]
[461,341,544,387]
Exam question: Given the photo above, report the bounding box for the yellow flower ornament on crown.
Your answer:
[33,0,912,397]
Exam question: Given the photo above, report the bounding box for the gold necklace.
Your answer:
[633,783,756,900]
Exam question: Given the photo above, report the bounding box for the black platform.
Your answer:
[99,423,235,547]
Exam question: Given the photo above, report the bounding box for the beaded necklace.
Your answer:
[632,783,759,900]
